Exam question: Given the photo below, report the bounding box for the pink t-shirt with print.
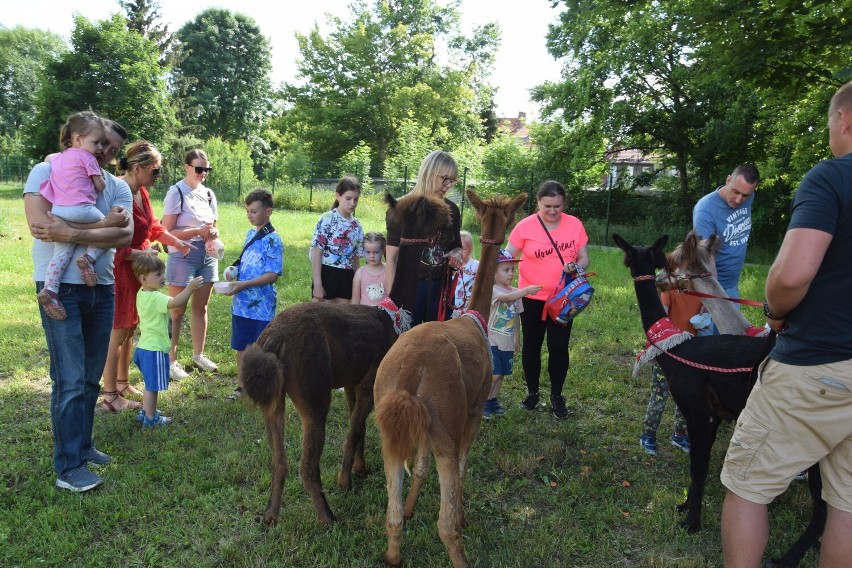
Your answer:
[507,212,588,301]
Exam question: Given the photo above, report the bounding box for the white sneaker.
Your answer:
[169,361,190,380]
[191,353,218,372]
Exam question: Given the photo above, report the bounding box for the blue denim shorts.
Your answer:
[166,244,218,286]
[491,346,514,376]
[231,314,271,351]
[132,348,170,392]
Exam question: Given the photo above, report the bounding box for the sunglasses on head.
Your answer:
[192,166,213,174]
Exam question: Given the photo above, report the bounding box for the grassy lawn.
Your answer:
[0,183,817,567]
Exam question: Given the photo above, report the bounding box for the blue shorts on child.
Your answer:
[133,348,170,392]
[231,314,272,351]
[490,346,514,376]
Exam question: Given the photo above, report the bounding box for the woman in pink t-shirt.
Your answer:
[505,180,589,420]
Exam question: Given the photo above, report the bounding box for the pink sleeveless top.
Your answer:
[358,266,386,306]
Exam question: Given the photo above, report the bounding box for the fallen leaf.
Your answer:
[621,480,631,487]
[580,465,591,476]
[579,449,587,456]
[536,455,545,462]
[550,481,558,487]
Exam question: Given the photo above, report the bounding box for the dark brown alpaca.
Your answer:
[374,189,527,568]
[240,194,450,525]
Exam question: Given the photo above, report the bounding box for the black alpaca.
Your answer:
[614,234,824,567]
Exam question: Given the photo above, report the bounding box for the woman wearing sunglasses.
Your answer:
[101,141,193,411]
[161,148,220,380]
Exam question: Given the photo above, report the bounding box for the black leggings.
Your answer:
[520,297,574,397]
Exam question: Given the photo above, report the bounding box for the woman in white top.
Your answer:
[160,148,220,379]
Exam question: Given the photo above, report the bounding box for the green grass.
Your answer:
[0,183,818,567]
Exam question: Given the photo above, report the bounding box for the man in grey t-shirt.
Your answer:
[24,118,132,492]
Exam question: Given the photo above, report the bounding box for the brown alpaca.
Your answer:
[240,193,450,525]
[374,189,527,568]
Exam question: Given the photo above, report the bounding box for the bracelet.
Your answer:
[762,300,786,320]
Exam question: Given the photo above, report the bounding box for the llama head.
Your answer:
[385,192,451,241]
[613,233,668,278]
[657,231,720,291]
[465,189,528,245]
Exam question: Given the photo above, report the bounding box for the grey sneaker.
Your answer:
[191,353,218,372]
[169,361,190,380]
[81,447,111,466]
[56,465,103,492]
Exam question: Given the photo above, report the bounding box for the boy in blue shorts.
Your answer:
[484,250,541,419]
[222,188,284,400]
[132,255,202,428]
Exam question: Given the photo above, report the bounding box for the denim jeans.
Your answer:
[36,282,114,476]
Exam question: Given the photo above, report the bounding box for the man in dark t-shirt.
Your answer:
[720,81,852,566]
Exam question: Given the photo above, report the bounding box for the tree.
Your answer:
[172,9,272,143]
[538,0,762,196]
[284,0,498,173]
[0,26,66,143]
[118,0,174,64]
[28,14,176,160]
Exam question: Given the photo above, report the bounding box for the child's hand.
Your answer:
[525,284,543,295]
[513,341,521,354]
[224,281,245,296]
[187,276,204,291]
[312,282,325,302]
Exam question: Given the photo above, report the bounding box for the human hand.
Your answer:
[525,284,543,296]
[445,249,464,271]
[766,317,786,334]
[175,239,194,256]
[30,212,73,243]
[207,225,219,239]
[105,206,131,228]
[187,276,204,292]
[312,283,325,302]
[563,262,578,274]
[224,281,246,296]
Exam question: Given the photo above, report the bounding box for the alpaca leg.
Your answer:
[403,444,431,519]
[680,408,713,533]
[262,397,289,524]
[435,454,470,568]
[339,375,375,490]
[298,399,336,524]
[383,459,406,567]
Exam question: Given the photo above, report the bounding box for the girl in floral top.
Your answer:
[310,177,365,303]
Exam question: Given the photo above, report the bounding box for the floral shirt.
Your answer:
[310,209,364,270]
[232,228,284,322]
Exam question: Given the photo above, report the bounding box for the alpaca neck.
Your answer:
[692,277,752,335]
[388,242,422,312]
[468,239,503,318]
[633,278,668,332]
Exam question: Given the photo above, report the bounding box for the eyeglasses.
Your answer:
[191,166,213,174]
[439,174,458,186]
[149,166,162,176]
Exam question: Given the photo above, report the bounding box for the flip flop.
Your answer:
[37,289,67,321]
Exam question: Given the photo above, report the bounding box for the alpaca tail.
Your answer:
[375,391,431,463]
[240,343,284,409]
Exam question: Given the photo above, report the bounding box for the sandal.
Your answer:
[117,380,143,398]
[76,255,98,287]
[101,390,141,412]
[37,289,67,321]
[226,387,243,401]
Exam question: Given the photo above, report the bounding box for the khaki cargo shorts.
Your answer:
[720,358,852,512]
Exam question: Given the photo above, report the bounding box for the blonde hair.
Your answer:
[410,150,457,198]
[459,230,473,247]
[118,140,161,174]
[58,111,105,150]
[364,231,387,251]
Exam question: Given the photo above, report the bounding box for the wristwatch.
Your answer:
[763,300,785,320]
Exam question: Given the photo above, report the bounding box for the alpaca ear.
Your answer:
[465,189,484,212]
[508,193,528,219]
[612,233,631,254]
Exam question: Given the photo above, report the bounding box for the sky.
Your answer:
[2,0,565,120]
